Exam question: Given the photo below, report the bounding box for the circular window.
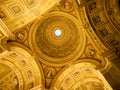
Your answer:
[54,29,62,37]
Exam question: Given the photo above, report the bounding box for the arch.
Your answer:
[51,60,112,90]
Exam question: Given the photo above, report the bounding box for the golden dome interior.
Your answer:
[0,0,120,90]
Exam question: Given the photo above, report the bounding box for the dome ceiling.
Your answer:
[28,11,86,67]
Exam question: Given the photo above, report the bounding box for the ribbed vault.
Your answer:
[28,11,86,67]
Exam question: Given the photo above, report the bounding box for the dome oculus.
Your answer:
[54,29,62,37]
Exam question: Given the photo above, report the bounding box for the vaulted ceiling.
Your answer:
[0,0,120,90]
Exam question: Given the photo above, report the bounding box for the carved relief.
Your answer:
[58,0,74,12]
[44,67,56,79]
[85,44,97,58]
[92,15,101,26]
[110,40,119,47]
[89,1,97,13]
[15,30,27,42]
[98,28,109,37]
[11,6,22,14]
